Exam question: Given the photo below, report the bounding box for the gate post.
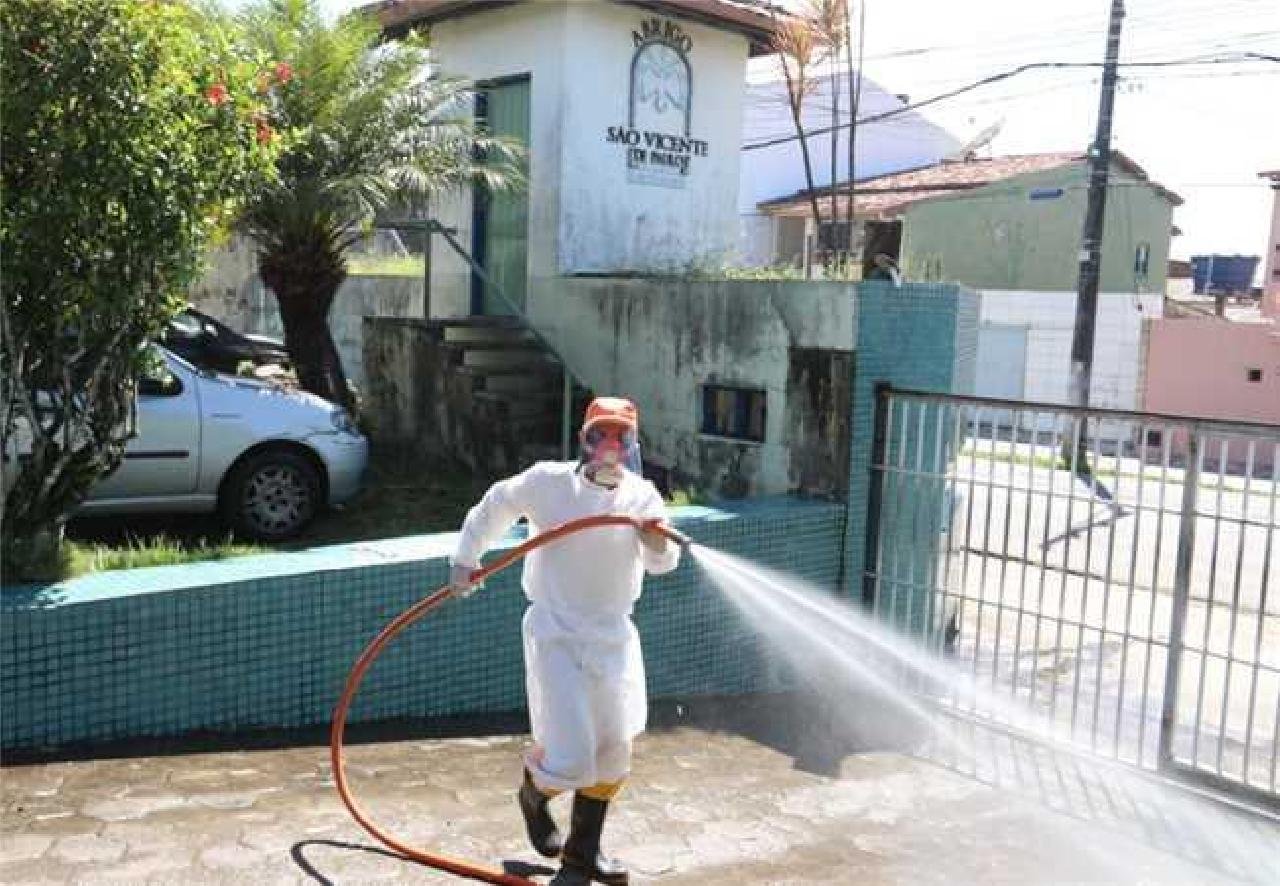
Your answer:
[861,382,892,609]
[1159,430,1200,768]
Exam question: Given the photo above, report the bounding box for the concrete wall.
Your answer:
[188,237,260,331]
[428,1,749,315]
[900,163,1176,294]
[1143,317,1280,472]
[187,243,422,391]
[976,290,1163,412]
[0,499,844,752]
[532,277,857,499]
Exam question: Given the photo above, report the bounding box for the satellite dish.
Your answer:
[945,118,1004,161]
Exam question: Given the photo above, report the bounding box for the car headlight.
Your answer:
[330,409,360,436]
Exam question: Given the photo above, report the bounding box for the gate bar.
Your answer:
[1159,432,1201,768]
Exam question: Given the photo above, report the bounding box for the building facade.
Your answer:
[758,152,1181,412]
[390,0,769,320]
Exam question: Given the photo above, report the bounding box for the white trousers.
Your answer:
[522,604,647,793]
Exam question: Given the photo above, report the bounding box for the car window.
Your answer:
[138,357,184,397]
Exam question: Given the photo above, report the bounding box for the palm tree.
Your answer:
[237,0,520,408]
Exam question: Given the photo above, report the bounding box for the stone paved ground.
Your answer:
[3,700,1278,885]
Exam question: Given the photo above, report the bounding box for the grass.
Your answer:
[12,453,477,583]
[67,536,266,576]
[15,455,707,583]
[346,255,425,277]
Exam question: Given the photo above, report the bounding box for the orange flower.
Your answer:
[205,83,229,107]
[255,119,275,145]
[274,61,293,85]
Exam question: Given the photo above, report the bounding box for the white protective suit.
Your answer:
[452,461,680,792]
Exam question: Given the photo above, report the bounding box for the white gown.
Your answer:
[452,461,680,791]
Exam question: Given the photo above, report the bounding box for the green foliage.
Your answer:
[718,264,809,281]
[1,0,274,568]
[235,0,524,406]
[667,486,711,506]
[681,258,807,281]
[347,255,426,277]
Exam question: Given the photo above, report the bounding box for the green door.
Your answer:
[472,77,530,316]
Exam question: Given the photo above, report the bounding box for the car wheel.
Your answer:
[221,449,321,541]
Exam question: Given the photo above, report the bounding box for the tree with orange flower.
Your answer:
[1,0,277,575]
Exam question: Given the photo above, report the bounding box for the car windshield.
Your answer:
[168,311,204,339]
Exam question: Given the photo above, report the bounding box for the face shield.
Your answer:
[581,423,642,477]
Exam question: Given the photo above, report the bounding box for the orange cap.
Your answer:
[582,396,639,434]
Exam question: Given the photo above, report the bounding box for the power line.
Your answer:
[852,0,1269,66]
[741,54,1279,151]
[862,28,1279,93]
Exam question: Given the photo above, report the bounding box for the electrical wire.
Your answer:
[851,0,1272,66]
[741,54,1280,152]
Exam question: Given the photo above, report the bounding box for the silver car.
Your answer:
[79,346,368,540]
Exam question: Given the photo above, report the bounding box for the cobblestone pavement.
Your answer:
[3,717,1277,885]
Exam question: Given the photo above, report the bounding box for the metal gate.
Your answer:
[864,386,1280,808]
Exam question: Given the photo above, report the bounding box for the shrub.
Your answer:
[1,0,275,576]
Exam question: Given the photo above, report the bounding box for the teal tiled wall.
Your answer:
[844,282,979,634]
[1,498,843,752]
[1,282,983,754]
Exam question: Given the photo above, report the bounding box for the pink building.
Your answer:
[1262,169,1280,318]
[1143,317,1280,473]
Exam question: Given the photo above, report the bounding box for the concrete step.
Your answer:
[461,343,558,370]
[458,364,563,395]
[442,324,535,346]
[433,315,525,329]
[473,390,563,420]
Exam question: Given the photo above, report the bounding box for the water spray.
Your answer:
[330,514,693,886]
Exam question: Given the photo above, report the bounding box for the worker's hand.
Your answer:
[448,563,482,599]
[636,519,670,553]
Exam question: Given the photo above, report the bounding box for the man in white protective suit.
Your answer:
[448,396,681,886]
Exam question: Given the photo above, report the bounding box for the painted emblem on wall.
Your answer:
[630,18,691,136]
[604,17,708,189]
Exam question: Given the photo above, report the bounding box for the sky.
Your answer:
[233,0,1280,264]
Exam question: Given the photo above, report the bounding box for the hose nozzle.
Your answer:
[662,524,694,550]
[639,518,693,550]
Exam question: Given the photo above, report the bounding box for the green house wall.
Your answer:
[899,162,1175,293]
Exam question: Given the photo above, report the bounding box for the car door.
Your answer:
[88,351,201,501]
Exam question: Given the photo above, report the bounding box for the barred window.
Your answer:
[702,385,766,442]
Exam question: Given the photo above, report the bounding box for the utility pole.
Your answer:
[1068,0,1125,415]
[1065,0,1125,488]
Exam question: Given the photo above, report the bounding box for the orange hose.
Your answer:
[330,514,689,884]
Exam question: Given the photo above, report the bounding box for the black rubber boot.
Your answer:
[517,768,563,858]
[557,793,629,886]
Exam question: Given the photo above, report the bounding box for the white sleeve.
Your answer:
[452,467,536,567]
[637,483,681,576]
